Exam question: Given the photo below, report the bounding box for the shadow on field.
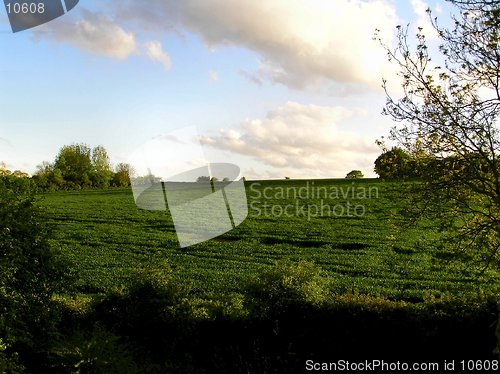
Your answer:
[335,242,369,250]
[261,237,330,248]
[258,237,370,251]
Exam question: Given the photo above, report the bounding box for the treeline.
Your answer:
[4,142,495,188]
[373,146,498,181]
[30,144,132,191]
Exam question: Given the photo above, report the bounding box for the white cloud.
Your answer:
[31,1,400,91]
[34,10,137,59]
[200,102,380,178]
[145,40,172,70]
[112,0,398,92]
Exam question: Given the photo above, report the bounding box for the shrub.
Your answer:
[0,175,68,370]
[49,325,138,374]
[345,170,364,179]
[0,337,24,373]
[245,260,329,317]
[92,265,193,336]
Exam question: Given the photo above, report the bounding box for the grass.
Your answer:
[37,178,500,301]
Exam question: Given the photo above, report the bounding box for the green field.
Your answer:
[37,178,500,300]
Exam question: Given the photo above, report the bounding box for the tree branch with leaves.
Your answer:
[375,0,500,270]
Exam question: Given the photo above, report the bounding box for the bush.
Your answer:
[0,337,24,373]
[92,265,193,337]
[0,175,68,370]
[346,170,364,179]
[245,260,329,317]
[49,325,138,374]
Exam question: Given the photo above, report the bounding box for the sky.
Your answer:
[0,0,454,179]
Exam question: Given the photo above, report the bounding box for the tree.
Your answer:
[33,161,54,190]
[374,147,418,180]
[0,162,10,176]
[113,163,133,187]
[91,145,113,188]
[345,170,364,179]
[54,144,93,188]
[376,1,500,268]
[42,144,114,190]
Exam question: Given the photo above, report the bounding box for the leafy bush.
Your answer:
[346,170,364,179]
[0,337,24,373]
[245,260,329,317]
[0,175,68,370]
[49,325,138,374]
[92,265,193,336]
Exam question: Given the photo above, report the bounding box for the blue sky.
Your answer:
[0,0,454,179]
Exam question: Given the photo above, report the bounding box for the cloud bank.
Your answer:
[201,102,380,178]
[32,1,400,90]
[114,0,399,91]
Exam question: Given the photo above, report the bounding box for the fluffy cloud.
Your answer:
[33,10,137,59]
[145,40,172,70]
[113,0,398,91]
[32,1,400,89]
[201,102,380,178]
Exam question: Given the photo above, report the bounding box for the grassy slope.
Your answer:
[37,179,500,300]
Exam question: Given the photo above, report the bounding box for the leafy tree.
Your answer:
[54,144,93,188]
[36,144,115,190]
[374,147,417,180]
[91,145,113,188]
[346,170,364,179]
[33,161,55,191]
[196,176,211,182]
[376,1,500,267]
[11,170,29,178]
[52,168,65,189]
[113,163,133,187]
[0,162,10,176]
